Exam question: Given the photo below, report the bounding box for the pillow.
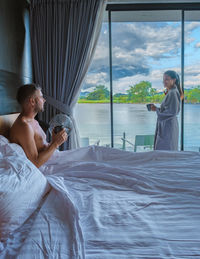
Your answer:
[0,135,26,157]
[0,152,50,241]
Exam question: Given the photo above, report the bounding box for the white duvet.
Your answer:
[1,145,200,258]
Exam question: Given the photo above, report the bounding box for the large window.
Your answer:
[184,10,200,151]
[111,10,182,151]
[75,3,200,151]
[74,21,111,147]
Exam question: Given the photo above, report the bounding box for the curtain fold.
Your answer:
[29,0,106,149]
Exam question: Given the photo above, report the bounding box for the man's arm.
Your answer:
[17,123,67,168]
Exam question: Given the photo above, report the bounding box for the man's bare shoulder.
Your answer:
[9,116,33,143]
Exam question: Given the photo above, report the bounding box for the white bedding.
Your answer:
[1,143,200,258]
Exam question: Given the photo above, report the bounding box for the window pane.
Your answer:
[184,11,200,151]
[74,20,111,147]
[111,10,182,152]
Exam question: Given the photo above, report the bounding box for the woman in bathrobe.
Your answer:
[151,70,183,151]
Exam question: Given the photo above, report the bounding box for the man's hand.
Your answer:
[51,128,68,148]
[151,104,157,111]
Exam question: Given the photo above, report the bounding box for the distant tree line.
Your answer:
[78,82,200,104]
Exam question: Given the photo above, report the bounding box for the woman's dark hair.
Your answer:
[164,70,183,99]
[16,83,41,105]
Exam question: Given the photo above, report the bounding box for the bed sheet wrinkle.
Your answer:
[45,162,174,199]
[0,176,85,259]
[2,145,200,258]
[0,191,48,258]
[0,151,50,246]
[46,176,85,258]
[41,146,200,257]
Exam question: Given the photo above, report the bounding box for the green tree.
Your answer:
[185,86,200,103]
[151,93,165,103]
[127,81,156,103]
[113,93,128,103]
[86,85,110,100]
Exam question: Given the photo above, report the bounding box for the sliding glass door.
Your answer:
[110,10,182,151]
[74,21,111,147]
[184,10,200,151]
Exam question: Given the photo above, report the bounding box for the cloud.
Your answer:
[83,21,200,93]
[112,69,164,94]
[111,22,182,62]
[111,63,200,94]
[195,42,200,48]
[91,22,184,73]
[184,63,200,88]
[83,71,109,90]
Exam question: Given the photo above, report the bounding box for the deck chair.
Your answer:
[134,135,154,152]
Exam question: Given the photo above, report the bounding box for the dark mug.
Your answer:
[54,125,64,134]
[146,104,152,111]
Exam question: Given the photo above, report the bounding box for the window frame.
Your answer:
[106,3,200,150]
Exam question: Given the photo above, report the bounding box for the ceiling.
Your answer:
[104,1,200,22]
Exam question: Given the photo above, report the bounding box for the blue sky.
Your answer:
[82,20,200,94]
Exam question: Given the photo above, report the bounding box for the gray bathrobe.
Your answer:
[154,86,181,150]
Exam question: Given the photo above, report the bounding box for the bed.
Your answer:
[0,113,200,258]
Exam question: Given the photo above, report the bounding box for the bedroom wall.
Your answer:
[0,0,32,115]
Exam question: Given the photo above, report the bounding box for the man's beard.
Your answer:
[34,101,44,113]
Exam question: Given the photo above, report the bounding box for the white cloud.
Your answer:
[184,63,200,88]
[195,42,200,48]
[92,22,183,70]
[93,44,109,61]
[185,22,199,32]
[83,20,200,93]
[85,72,108,86]
[112,69,165,94]
[111,64,200,94]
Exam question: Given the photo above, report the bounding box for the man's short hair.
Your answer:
[16,83,41,105]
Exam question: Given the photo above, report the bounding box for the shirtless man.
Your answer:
[9,84,68,168]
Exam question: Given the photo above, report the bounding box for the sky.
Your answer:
[82,16,200,95]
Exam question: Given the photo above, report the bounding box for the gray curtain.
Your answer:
[29,0,106,149]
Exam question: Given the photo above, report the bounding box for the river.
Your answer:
[74,103,200,152]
